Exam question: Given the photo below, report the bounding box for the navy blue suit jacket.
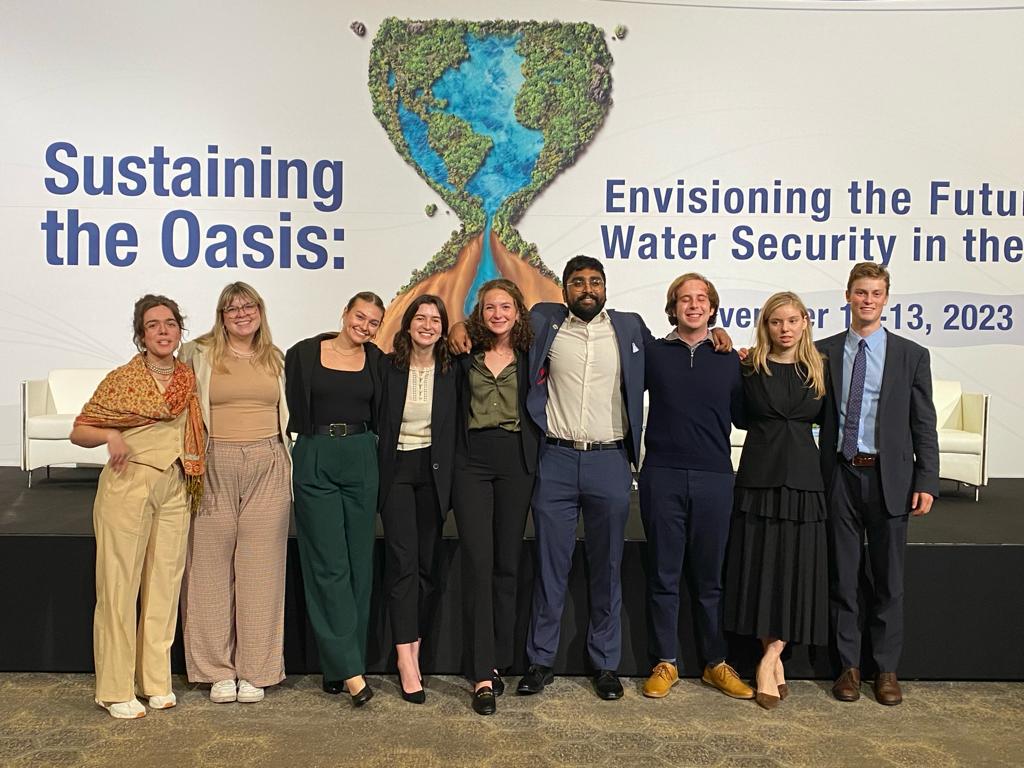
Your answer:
[817,329,940,517]
[526,302,654,466]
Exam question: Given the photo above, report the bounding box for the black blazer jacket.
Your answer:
[376,354,457,517]
[817,330,940,517]
[283,333,385,436]
[455,348,540,474]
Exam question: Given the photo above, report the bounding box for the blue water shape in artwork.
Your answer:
[391,35,545,314]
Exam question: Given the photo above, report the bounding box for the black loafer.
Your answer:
[492,672,505,697]
[351,683,373,707]
[472,686,496,715]
[594,670,624,700]
[322,678,345,695]
[516,664,554,695]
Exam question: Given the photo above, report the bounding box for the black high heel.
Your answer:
[401,683,426,704]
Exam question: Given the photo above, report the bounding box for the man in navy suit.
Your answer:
[514,255,654,700]
[817,263,939,705]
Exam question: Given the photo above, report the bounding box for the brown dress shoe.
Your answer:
[832,667,861,702]
[874,672,903,706]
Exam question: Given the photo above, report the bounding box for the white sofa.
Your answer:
[727,379,990,500]
[21,368,112,486]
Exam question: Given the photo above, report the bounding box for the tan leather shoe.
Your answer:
[874,672,903,706]
[832,667,861,702]
[701,661,754,700]
[642,662,679,698]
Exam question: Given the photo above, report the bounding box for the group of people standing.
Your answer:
[72,254,938,720]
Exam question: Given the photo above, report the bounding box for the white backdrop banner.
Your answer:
[2,0,1022,474]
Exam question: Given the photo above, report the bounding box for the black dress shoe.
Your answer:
[322,678,345,695]
[472,686,496,716]
[350,683,373,707]
[492,672,505,697]
[516,664,554,695]
[401,683,426,704]
[594,670,624,700]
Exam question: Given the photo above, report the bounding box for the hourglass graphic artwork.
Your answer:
[368,19,613,347]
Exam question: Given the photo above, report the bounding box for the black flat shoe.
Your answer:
[401,684,426,704]
[322,678,345,695]
[351,683,374,707]
[492,672,505,697]
[516,664,554,695]
[472,686,496,716]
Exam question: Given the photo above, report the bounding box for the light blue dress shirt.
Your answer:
[838,326,887,455]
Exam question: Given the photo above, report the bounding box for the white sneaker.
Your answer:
[237,679,265,703]
[96,698,146,719]
[146,692,177,710]
[210,679,237,703]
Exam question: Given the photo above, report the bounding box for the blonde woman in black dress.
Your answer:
[724,292,828,709]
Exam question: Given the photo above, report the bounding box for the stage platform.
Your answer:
[2,467,1021,680]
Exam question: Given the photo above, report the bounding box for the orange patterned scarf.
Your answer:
[75,354,206,513]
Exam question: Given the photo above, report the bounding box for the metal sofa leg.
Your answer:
[27,470,32,488]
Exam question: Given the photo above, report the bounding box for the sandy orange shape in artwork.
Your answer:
[376,233,563,352]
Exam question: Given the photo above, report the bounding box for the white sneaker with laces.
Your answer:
[96,698,146,719]
[237,679,265,703]
[146,692,177,709]
[210,679,237,703]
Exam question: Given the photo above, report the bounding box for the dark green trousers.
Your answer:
[292,432,378,681]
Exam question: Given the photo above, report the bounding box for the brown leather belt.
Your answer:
[842,452,878,467]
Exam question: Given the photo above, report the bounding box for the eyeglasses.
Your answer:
[223,302,259,317]
[567,277,605,289]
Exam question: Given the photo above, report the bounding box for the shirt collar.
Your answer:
[666,328,712,348]
[847,325,886,350]
[566,308,610,325]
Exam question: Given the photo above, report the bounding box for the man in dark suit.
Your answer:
[817,263,939,706]
[516,255,654,700]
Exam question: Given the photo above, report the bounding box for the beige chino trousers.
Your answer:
[93,460,190,702]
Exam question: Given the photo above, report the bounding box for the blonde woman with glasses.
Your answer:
[179,282,291,705]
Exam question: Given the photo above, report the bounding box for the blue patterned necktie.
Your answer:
[841,339,868,460]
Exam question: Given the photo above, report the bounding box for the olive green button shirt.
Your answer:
[467,353,520,432]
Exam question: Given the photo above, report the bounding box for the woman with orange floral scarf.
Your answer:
[71,295,205,719]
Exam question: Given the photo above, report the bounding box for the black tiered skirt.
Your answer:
[724,486,829,646]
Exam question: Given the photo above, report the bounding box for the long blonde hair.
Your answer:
[194,282,283,375]
[745,291,825,398]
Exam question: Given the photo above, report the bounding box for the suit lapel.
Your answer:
[607,310,633,394]
[827,334,845,408]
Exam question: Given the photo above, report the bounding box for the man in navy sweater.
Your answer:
[639,273,753,701]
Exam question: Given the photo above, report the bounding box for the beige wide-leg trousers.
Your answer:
[181,438,290,687]
[93,460,190,702]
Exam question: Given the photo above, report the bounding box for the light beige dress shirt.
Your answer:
[545,309,626,443]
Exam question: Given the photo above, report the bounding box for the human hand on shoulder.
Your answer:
[711,327,733,353]
[448,321,472,354]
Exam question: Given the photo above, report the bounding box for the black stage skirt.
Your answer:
[724,486,828,646]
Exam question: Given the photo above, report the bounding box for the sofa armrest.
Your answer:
[961,392,988,435]
[22,379,50,419]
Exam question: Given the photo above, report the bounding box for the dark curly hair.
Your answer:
[390,294,451,372]
[465,279,533,353]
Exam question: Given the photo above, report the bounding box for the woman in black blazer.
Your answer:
[723,291,829,710]
[377,294,457,704]
[452,279,539,716]
[284,291,386,707]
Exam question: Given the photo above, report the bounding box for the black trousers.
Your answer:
[379,447,442,646]
[452,429,535,683]
[827,460,909,673]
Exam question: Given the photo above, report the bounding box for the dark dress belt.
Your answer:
[312,422,368,437]
[546,437,625,452]
[841,452,878,467]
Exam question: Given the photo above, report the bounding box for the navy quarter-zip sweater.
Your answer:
[643,337,744,474]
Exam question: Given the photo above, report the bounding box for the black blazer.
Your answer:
[455,348,540,474]
[817,330,940,517]
[376,354,457,517]
[283,333,385,436]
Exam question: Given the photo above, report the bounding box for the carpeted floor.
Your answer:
[2,673,1022,767]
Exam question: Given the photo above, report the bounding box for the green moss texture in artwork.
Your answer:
[369,18,613,288]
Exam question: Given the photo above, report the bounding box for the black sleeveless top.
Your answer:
[310,354,373,425]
